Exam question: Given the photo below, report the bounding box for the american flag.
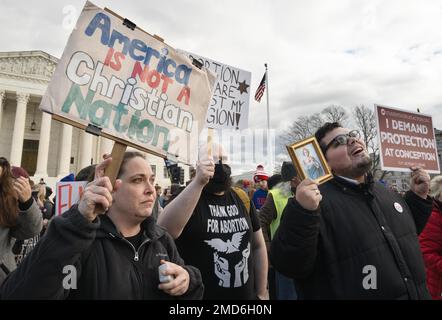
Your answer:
[254,72,266,102]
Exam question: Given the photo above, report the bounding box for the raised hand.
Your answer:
[295,178,322,211]
[213,252,230,288]
[409,166,430,199]
[78,155,114,222]
[13,176,32,203]
[194,154,215,186]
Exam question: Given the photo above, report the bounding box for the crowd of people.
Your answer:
[0,122,442,300]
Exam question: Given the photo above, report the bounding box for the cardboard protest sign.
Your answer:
[178,50,251,130]
[55,181,88,216]
[40,1,216,164]
[375,104,440,173]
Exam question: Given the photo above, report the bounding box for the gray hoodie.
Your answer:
[0,199,43,286]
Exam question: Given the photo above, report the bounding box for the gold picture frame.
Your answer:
[286,136,333,184]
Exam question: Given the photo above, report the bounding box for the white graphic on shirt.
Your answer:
[214,252,231,287]
[234,243,250,287]
[206,231,250,288]
[204,231,246,254]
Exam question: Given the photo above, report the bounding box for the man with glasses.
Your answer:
[271,122,433,299]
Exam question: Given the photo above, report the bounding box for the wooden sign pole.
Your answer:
[207,128,213,158]
[105,141,127,186]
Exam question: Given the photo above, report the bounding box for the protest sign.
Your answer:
[55,181,88,216]
[40,1,216,165]
[375,104,440,173]
[178,50,251,130]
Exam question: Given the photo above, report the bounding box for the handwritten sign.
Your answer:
[178,50,251,130]
[375,104,440,173]
[55,181,88,216]
[40,1,216,164]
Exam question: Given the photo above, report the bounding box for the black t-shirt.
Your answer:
[125,230,144,251]
[175,189,260,300]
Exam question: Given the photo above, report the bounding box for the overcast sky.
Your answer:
[2,0,442,174]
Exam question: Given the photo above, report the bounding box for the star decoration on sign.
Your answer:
[237,80,249,94]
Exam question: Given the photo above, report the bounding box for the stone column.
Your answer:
[34,111,52,177]
[79,131,93,169]
[0,90,5,130]
[10,92,30,166]
[57,124,72,178]
[100,137,114,158]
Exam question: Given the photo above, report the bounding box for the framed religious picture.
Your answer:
[286,136,333,184]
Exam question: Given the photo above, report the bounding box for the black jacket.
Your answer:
[271,176,432,300]
[0,206,203,299]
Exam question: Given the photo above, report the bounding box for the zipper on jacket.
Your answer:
[109,232,150,262]
[109,232,149,298]
[135,239,151,261]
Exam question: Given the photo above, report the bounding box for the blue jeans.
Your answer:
[275,271,297,300]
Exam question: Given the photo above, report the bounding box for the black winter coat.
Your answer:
[0,206,203,299]
[271,176,432,300]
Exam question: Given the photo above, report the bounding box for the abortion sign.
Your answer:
[40,1,215,164]
[375,104,440,173]
[178,50,251,130]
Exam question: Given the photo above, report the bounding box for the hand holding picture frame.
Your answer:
[286,137,333,184]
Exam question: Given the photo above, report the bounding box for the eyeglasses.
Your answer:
[322,130,361,154]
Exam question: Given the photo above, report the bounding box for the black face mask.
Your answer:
[204,162,232,194]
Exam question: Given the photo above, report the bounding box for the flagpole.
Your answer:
[264,63,272,172]
[265,63,270,131]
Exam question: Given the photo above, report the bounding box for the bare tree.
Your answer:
[282,105,348,145]
[352,105,388,179]
[282,113,324,144]
[353,105,376,150]
[322,105,349,125]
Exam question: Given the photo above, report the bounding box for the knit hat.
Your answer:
[281,161,297,182]
[267,174,282,190]
[253,165,269,183]
[11,166,29,179]
[60,173,75,182]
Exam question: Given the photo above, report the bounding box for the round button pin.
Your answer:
[394,202,403,213]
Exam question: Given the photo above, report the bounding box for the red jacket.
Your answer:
[419,200,442,300]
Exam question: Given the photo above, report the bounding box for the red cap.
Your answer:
[253,165,269,182]
[11,166,29,179]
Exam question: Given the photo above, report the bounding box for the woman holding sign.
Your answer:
[0,152,203,299]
